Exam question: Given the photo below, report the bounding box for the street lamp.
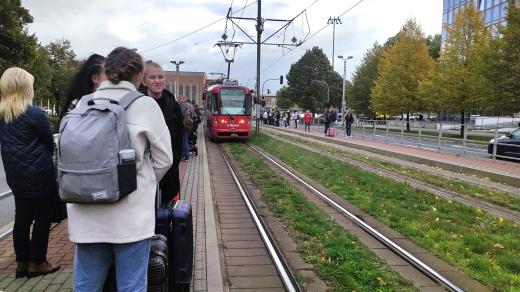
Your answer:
[170,60,184,99]
[311,79,330,104]
[327,16,342,71]
[338,55,353,115]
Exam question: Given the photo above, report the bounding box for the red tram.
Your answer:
[204,79,253,141]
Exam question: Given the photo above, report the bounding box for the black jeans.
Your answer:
[346,126,352,136]
[13,197,53,264]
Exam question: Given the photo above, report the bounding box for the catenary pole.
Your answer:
[256,0,262,134]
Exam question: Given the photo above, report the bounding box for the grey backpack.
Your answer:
[57,91,144,203]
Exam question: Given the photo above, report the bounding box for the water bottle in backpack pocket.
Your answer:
[57,91,143,203]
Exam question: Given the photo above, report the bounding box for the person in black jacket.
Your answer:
[0,67,60,278]
[141,61,184,204]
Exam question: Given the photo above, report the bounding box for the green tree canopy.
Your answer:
[0,0,38,73]
[426,34,441,60]
[285,47,342,112]
[488,4,520,115]
[420,3,492,136]
[371,19,434,130]
[350,42,383,116]
[45,39,78,114]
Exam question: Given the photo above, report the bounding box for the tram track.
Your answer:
[263,131,520,224]
[217,144,301,292]
[246,144,481,292]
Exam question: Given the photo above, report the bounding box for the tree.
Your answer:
[420,4,492,137]
[27,46,53,105]
[0,0,38,73]
[45,39,77,115]
[488,4,520,115]
[285,47,343,112]
[275,86,292,109]
[371,19,435,131]
[426,34,441,60]
[350,42,383,116]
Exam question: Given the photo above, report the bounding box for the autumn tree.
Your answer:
[286,47,343,112]
[488,4,520,115]
[0,0,38,73]
[350,43,383,116]
[371,19,434,131]
[420,4,492,137]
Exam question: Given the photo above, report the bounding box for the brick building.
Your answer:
[164,71,207,106]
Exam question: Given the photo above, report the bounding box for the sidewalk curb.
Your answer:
[265,126,520,188]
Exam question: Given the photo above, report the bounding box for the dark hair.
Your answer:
[59,54,105,122]
[105,47,143,84]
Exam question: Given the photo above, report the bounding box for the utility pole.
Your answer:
[338,55,353,114]
[327,16,341,71]
[256,0,262,134]
[170,60,184,99]
[222,2,302,135]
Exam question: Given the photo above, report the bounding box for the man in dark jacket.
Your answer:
[141,61,184,204]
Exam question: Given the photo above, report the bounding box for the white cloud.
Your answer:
[20,0,442,95]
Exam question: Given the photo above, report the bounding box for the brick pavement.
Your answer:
[0,127,222,291]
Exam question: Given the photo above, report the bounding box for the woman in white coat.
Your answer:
[69,47,173,292]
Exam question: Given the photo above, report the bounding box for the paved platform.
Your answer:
[265,125,520,188]
[0,127,223,292]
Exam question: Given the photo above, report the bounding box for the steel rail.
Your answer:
[250,144,464,292]
[219,145,300,292]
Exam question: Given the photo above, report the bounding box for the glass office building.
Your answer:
[442,0,520,41]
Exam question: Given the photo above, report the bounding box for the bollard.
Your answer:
[362,122,365,140]
[462,125,467,155]
[400,121,404,146]
[385,121,389,143]
[418,122,422,149]
[438,123,442,151]
[493,125,498,161]
[373,121,376,142]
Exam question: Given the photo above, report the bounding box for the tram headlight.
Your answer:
[239,119,245,124]
[220,119,227,123]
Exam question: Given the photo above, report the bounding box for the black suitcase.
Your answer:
[156,195,193,291]
[170,200,193,288]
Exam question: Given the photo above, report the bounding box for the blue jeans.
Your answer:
[182,131,189,159]
[74,238,151,292]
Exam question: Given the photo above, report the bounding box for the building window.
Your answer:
[179,84,184,96]
[192,86,196,102]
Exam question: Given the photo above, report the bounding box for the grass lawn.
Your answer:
[225,143,416,291]
[269,130,520,212]
[251,133,520,291]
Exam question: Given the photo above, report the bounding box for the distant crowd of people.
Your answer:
[0,47,201,290]
[261,105,355,137]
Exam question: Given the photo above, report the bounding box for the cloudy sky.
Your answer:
[21,0,442,93]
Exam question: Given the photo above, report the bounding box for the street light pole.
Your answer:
[338,55,353,114]
[311,79,330,104]
[327,16,342,71]
[170,60,184,99]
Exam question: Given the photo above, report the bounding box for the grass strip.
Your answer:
[252,133,520,291]
[225,143,416,291]
[269,130,520,212]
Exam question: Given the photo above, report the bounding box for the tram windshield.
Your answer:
[220,88,246,115]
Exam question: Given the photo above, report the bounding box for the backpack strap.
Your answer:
[119,91,145,110]
[80,94,96,106]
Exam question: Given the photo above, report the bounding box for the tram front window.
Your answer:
[220,88,246,115]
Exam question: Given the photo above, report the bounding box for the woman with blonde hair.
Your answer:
[0,67,60,278]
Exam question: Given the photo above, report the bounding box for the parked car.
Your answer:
[488,128,520,158]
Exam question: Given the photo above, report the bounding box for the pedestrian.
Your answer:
[292,110,299,128]
[263,110,268,124]
[344,109,354,137]
[58,54,106,126]
[286,110,291,127]
[0,67,61,278]
[140,60,184,203]
[179,95,195,161]
[68,47,173,291]
[323,106,330,135]
[304,110,312,132]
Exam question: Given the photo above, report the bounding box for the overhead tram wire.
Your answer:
[140,0,257,53]
[258,0,365,77]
